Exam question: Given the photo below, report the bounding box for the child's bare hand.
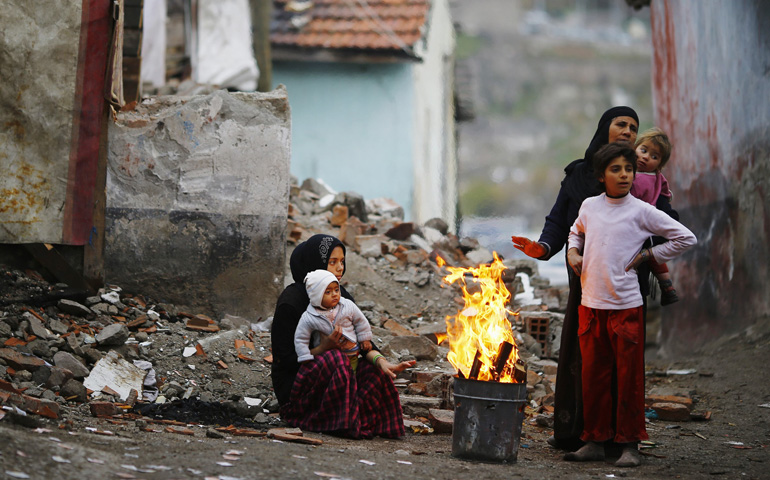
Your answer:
[360,340,372,353]
[377,358,416,379]
[625,248,652,272]
[511,236,546,259]
[567,248,583,276]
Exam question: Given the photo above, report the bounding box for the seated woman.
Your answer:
[271,234,415,439]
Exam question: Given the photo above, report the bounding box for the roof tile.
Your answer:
[271,0,430,54]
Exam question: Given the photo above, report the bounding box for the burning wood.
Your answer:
[468,349,483,380]
[492,341,514,381]
[437,253,523,383]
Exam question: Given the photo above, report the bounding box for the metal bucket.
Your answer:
[452,376,527,463]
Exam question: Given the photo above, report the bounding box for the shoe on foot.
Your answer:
[547,435,558,448]
[564,441,605,462]
[615,445,641,467]
[659,280,679,306]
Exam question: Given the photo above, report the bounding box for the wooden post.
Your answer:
[250,0,272,92]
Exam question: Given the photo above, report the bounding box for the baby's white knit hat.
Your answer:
[304,269,339,307]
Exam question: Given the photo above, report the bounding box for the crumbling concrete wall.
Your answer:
[650,0,770,353]
[106,88,290,319]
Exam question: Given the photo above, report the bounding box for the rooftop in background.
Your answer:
[270,0,430,62]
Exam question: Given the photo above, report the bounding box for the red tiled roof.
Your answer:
[271,0,429,55]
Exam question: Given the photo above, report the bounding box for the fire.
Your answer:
[438,253,523,383]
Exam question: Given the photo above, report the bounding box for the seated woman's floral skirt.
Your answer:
[279,349,405,439]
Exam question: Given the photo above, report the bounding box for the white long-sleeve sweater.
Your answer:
[568,193,697,309]
[294,297,373,363]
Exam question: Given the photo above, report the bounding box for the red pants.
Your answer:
[578,305,648,444]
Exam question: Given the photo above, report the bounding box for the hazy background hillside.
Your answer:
[450,0,654,285]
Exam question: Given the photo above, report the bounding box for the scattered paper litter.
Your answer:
[217,462,233,467]
[87,458,105,464]
[359,460,375,465]
[396,460,412,465]
[5,472,30,479]
[292,455,308,459]
[759,403,770,409]
[51,456,70,463]
[666,369,696,375]
[225,449,244,456]
[222,455,240,461]
[183,346,197,357]
[725,441,744,446]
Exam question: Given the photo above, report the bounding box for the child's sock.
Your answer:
[615,443,641,467]
[563,441,605,462]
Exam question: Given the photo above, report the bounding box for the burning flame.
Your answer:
[438,253,522,383]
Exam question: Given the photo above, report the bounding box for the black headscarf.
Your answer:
[563,106,639,206]
[277,234,352,313]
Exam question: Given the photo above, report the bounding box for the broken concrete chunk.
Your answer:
[25,315,53,340]
[100,291,121,304]
[57,299,93,317]
[47,318,70,335]
[53,351,90,379]
[61,379,87,403]
[96,323,130,346]
[387,336,439,360]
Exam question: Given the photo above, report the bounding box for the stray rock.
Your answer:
[53,351,91,379]
[61,379,87,402]
[387,336,439,361]
[57,299,93,317]
[96,323,130,346]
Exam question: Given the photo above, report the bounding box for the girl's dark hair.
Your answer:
[593,142,638,187]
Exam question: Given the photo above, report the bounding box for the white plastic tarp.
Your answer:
[195,0,259,91]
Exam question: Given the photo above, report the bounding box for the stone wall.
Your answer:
[106,88,291,319]
[650,0,770,353]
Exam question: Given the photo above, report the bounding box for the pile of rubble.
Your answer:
[0,177,572,436]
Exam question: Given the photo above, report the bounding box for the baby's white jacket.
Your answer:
[294,297,373,362]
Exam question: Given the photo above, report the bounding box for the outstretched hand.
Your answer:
[376,357,416,379]
[511,236,546,259]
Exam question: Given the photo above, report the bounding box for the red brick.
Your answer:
[90,401,119,417]
[651,402,691,421]
[428,408,454,434]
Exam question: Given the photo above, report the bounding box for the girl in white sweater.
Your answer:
[565,143,696,467]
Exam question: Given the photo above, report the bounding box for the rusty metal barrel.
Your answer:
[451,377,527,463]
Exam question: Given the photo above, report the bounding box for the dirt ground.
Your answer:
[1,321,769,480]
[2,241,769,479]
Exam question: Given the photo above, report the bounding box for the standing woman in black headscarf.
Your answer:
[271,234,414,439]
[511,106,678,450]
